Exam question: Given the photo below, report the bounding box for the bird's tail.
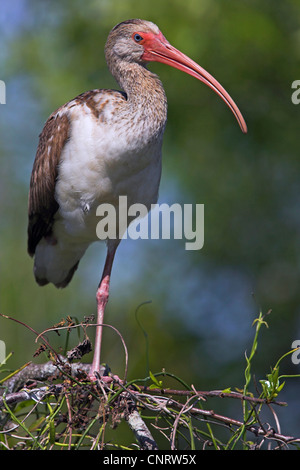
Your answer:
[33,238,88,288]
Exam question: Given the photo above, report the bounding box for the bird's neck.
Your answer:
[110,61,168,127]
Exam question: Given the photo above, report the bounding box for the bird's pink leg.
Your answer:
[89,243,118,382]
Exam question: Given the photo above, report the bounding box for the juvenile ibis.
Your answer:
[28,19,247,381]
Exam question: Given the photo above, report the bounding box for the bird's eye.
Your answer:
[133,33,143,43]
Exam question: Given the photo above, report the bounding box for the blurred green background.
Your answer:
[1,0,300,440]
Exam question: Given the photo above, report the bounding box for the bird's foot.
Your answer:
[88,367,123,385]
[101,373,123,384]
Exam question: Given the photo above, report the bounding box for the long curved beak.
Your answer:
[143,33,247,134]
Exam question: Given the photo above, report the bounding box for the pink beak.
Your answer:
[143,33,247,134]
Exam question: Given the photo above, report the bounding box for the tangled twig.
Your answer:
[1,313,300,450]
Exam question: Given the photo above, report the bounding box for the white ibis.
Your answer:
[28,19,247,381]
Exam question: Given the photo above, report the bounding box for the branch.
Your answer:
[129,390,300,448]
[125,400,158,450]
[139,386,287,407]
[1,360,299,449]
[0,358,104,394]
[0,364,159,451]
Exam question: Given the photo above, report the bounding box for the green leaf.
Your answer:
[149,371,163,389]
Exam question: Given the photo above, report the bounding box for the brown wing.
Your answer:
[27,110,70,256]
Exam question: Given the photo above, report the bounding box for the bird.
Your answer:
[28,19,247,381]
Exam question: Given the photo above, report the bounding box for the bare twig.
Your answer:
[138,386,287,407]
[36,321,129,381]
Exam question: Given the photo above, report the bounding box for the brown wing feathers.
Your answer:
[27,111,70,256]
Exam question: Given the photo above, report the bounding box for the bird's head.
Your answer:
[105,19,161,64]
[106,19,247,133]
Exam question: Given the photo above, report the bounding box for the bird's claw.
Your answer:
[88,370,123,385]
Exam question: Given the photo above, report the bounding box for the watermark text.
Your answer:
[291,80,300,105]
[0,340,6,365]
[96,196,204,250]
[0,80,6,104]
[291,340,300,364]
